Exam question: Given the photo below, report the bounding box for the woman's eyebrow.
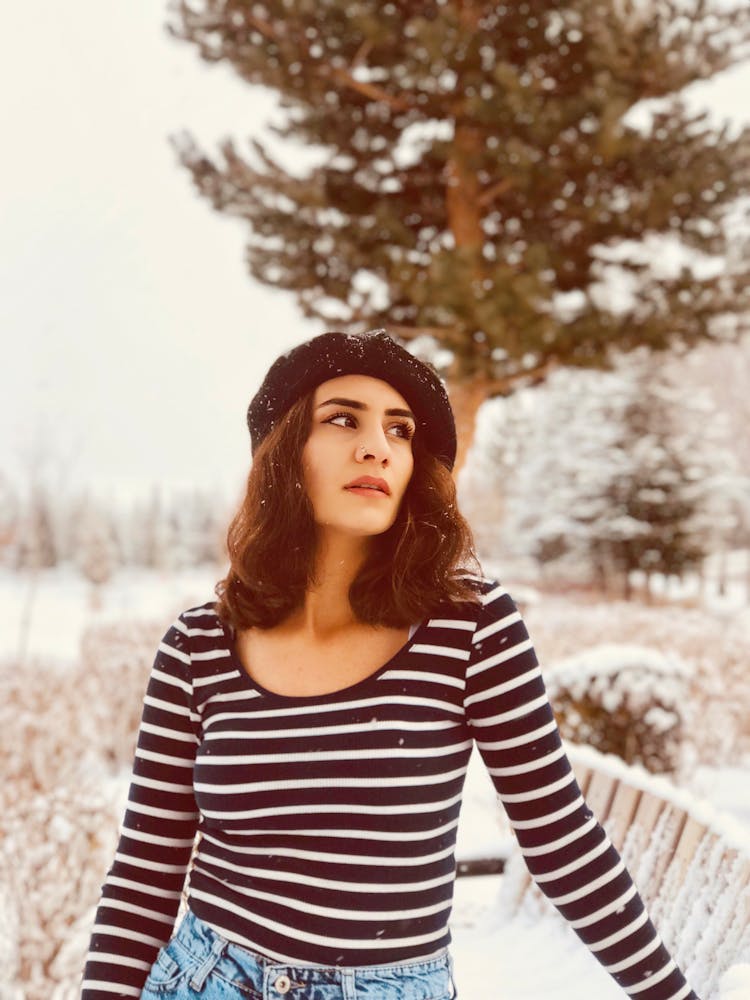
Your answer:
[315,397,416,420]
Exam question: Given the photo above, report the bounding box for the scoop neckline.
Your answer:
[221,615,429,705]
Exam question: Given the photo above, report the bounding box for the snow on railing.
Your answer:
[497,742,750,1000]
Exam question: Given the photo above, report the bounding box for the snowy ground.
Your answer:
[3,565,750,998]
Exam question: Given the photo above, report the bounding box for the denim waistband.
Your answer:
[165,908,455,999]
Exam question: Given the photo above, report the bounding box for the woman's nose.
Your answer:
[355,428,390,464]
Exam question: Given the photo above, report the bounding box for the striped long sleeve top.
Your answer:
[81,578,698,999]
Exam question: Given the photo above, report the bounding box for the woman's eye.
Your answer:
[389,421,415,441]
[325,412,357,428]
[322,412,414,440]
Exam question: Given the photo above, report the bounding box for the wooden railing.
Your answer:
[496,744,750,1000]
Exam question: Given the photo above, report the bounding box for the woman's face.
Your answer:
[302,374,416,541]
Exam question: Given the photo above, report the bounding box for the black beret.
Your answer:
[247,330,457,470]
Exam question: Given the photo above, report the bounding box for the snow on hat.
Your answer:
[247,329,457,470]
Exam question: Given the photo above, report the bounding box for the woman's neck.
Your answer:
[292,533,371,638]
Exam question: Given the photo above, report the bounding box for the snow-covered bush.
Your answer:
[0,784,123,1000]
[523,594,750,767]
[0,618,171,997]
[544,645,692,773]
[0,621,162,802]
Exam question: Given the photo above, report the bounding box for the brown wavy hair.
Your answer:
[214,390,483,631]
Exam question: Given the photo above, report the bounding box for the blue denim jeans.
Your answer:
[141,909,457,1000]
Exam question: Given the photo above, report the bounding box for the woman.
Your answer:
[82,330,699,999]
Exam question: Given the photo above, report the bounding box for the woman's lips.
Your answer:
[344,476,391,495]
[345,485,389,498]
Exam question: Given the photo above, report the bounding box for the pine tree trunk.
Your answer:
[448,375,491,479]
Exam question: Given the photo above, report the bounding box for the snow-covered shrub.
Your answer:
[0,783,123,1000]
[523,594,750,767]
[544,644,692,773]
[0,618,169,997]
[0,619,163,805]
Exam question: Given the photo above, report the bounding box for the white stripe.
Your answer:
[200,789,464,821]
[158,640,190,664]
[201,686,263,707]
[195,764,467,795]
[464,665,542,706]
[532,836,612,883]
[204,694,463,723]
[197,869,452,922]
[194,669,237,685]
[477,719,558,751]
[605,934,662,973]
[627,960,676,993]
[568,884,637,930]
[143,695,191,718]
[182,607,214,618]
[547,858,625,906]
[470,692,549,727]
[510,794,584,830]
[499,772,575,805]
[466,637,534,678]
[203,719,459,740]
[521,815,598,857]
[135,748,195,768]
[199,834,456,865]
[589,909,650,952]
[208,819,458,844]
[139,721,198,743]
[428,618,476,631]
[588,910,648,951]
[198,741,472,766]
[409,643,471,661]
[186,626,224,636]
[83,952,151,971]
[173,617,189,634]
[131,775,194,794]
[80,982,139,996]
[487,744,566,778]
[89,923,165,947]
[663,985,692,1000]
[120,826,195,848]
[473,610,521,644]
[479,584,507,605]
[382,670,465,689]
[192,649,233,662]
[189,888,447,951]
[126,799,197,821]
[97,897,175,924]
[104,875,183,899]
[114,850,189,875]
[198,853,455,894]
[220,816,458,851]
[151,668,192,696]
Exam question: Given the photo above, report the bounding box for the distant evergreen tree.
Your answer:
[130,490,175,571]
[70,494,121,591]
[167,0,750,468]
[0,475,19,568]
[15,485,58,570]
[474,351,738,595]
[605,370,707,595]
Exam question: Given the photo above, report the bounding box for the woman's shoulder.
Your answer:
[447,573,526,624]
[454,572,507,602]
[169,599,228,641]
[442,573,509,618]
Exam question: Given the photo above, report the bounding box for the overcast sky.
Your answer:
[2,1,749,507]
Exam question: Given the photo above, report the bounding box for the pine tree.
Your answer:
[473,351,739,595]
[70,494,121,599]
[166,0,750,469]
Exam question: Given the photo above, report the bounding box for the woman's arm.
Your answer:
[464,582,699,1000]
[80,614,200,999]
